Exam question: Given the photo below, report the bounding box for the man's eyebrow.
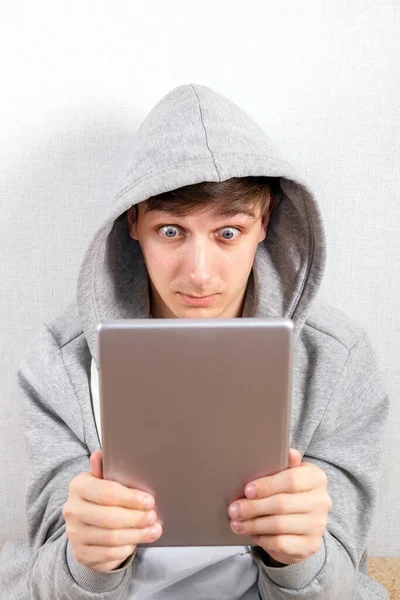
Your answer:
[145,207,257,219]
[214,208,256,219]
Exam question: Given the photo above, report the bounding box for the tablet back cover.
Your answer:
[97,318,293,547]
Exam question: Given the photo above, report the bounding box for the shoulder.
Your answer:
[302,298,366,352]
[18,301,85,372]
[17,302,89,444]
[303,301,388,426]
[44,301,85,349]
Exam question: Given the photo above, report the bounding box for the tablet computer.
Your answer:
[96,318,293,547]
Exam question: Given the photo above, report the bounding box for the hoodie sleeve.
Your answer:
[17,323,133,599]
[252,334,390,600]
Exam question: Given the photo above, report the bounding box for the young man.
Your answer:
[9,84,389,598]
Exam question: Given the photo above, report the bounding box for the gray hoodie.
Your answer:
[1,83,389,599]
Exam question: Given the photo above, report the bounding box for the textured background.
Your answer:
[1,1,399,556]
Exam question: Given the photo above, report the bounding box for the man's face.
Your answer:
[127,202,271,318]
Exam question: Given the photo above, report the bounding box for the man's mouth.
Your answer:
[177,292,220,306]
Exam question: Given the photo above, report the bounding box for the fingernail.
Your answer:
[146,511,156,526]
[229,503,240,519]
[151,524,161,539]
[245,484,256,499]
[232,521,242,533]
[142,495,154,509]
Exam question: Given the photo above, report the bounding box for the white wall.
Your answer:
[1,1,399,556]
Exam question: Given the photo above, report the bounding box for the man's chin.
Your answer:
[164,297,227,319]
[154,292,238,319]
[172,305,220,319]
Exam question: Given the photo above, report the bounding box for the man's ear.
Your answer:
[258,197,276,243]
[260,196,276,238]
[261,212,270,230]
[127,205,139,240]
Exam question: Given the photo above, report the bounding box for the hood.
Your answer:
[77,83,326,366]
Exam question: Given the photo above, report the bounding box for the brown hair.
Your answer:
[140,176,280,218]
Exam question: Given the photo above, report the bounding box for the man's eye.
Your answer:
[159,225,183,238]
[218,227,240,240]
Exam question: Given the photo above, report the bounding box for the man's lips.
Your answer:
[177,292,220,306]
[180,293,217,298]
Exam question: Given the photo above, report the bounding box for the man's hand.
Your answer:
[228,449,332,566]
[63,450,162,572]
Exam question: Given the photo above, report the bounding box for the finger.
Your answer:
[78,520,162,547]
[77,520,158,547]
[288,449,302,468]
[245,463,321,499]
[77,474,155,510]
[231,513,325,537]
[78,501,157,530]
[229,491,313,521]
[90,451,103,479]
[77,510,157,546]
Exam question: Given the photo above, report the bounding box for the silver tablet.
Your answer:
[97,318,293,547]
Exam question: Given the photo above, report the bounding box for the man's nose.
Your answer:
[184,238,215,288]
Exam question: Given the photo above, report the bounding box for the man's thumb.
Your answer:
[288,448,302,469]
[90,450,103,479]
